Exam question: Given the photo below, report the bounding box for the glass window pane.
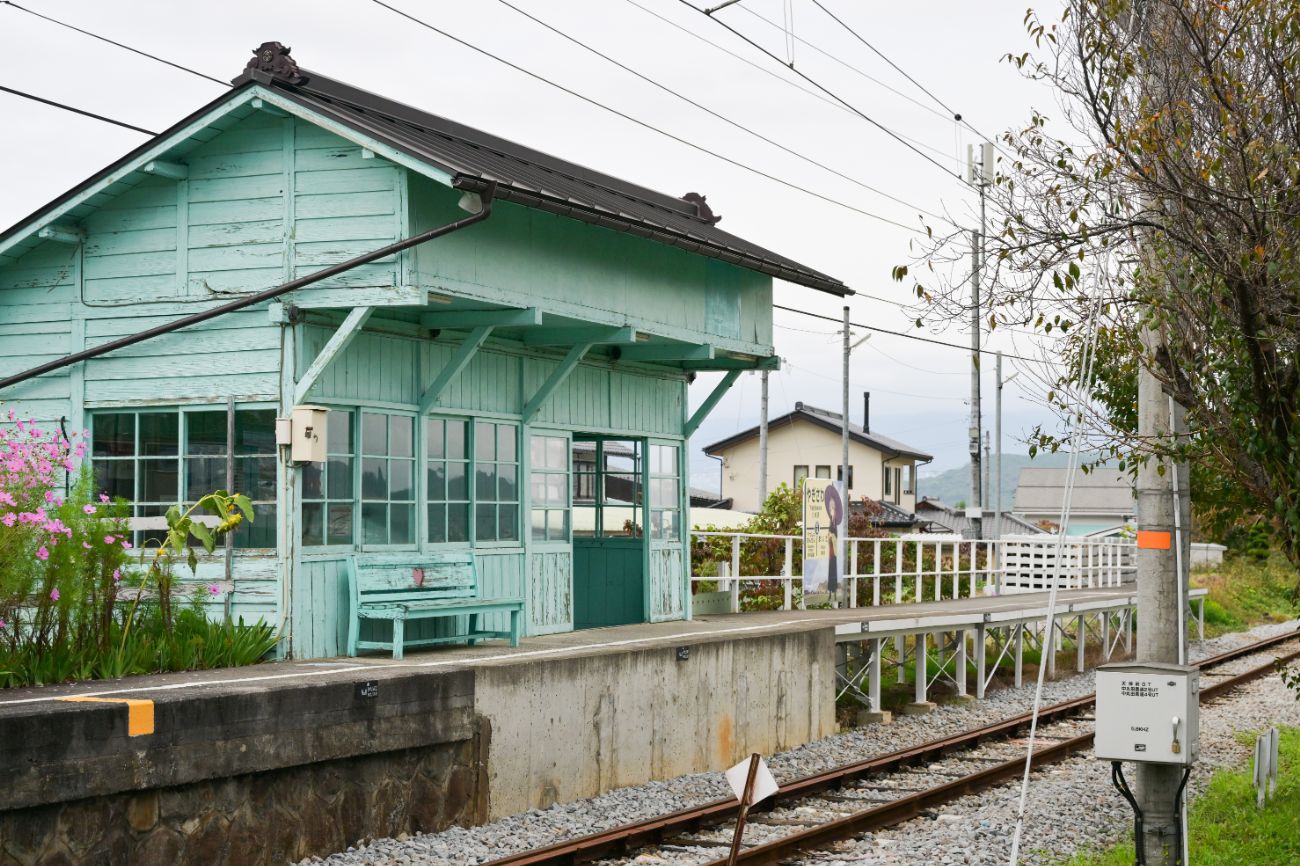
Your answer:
[448,503,468,542]
[476,465,496,501]
[327,457,353,499]
[235,456,276,501]
[302,503,324,546]
[361,458,387,500]
[498,504,518,541]
[187,457,225,496]
[140,458,179,502]
[362,413,387,456]
[362,503,387,544]
[475,503,496,540]
[448,462,467,500]
[327,504,353,545]
[531,436,546,467]
[546,436,565,470]
[234,502,277,548]
[94,460,134,501]
[549,509,569,541]
[476,422,496,461]
[546,475,565,506]
[426,418,445,459]
[302,463,323,499]
[327,410,352,456]
[815,465,831,479]
[428,504,446,543]
[499,465,517,502]
[531,509,546,541]
[498,425,516,463]
[447,421,466,459]
[234,409,276,454]
[93,414,134,457]
[390,503,413,545]
[426,462,446,502]
[390,415,413,459]
[140,413,180,457]
[390,460,413,502]
[184,411,225,456]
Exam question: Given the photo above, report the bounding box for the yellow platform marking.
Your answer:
[58,696,155,736]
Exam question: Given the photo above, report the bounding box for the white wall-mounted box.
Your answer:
[1095,662,1199,765]
[290,405,329,463]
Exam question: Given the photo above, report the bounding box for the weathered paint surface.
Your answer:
[0,90,768,658]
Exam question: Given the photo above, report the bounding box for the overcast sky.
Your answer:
[0,0,1070,490]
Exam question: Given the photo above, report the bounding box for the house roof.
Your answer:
[1012,466,1135,517]
[0,44,849,298]
[914,498,1046,536]
[862,498,918,528]
[703,401,932,461]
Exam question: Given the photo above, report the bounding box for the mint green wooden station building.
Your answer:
[0,44,847,659]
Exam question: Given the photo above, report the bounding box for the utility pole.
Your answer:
[967,143,993,539]
[838,306,850,608]
[982,431,991,510]
[758,369,769,510]
[995,351,1020,546]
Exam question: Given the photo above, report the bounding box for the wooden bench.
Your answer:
[345,552,522,659]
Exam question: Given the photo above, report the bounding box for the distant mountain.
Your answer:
[917,452,1098,509]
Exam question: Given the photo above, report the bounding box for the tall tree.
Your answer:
[897,0,1300,588]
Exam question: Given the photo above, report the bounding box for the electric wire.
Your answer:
[683,0,969,183]
[773,303,1039,362]
[0,1,227,87]
[0,84,157,135]
[490,0,953,225]
[367,0,932,235]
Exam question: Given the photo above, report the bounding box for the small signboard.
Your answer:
[802,479,845,593]
[725,755,778,806]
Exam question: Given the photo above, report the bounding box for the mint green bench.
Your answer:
[345,552,522,659]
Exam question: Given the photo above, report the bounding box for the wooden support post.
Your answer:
[1076,613,1087,673]
[522,342,594,423]
[1014,623,1024,688]
[975,623,987,699]
[684,370,742,437]
[418,324,494,412]
[294,306,374,404]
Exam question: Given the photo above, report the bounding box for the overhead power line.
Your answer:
[368,0,934,235]
[773,303,1038,363]
[0,1,226,87]
[805,0,1011,159]
[0,84,156,135]
[680,0,968,187]
[490,0,952,225]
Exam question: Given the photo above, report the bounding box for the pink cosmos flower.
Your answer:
[1,513,14,527]
[49,587,59,601]
[207,583,222,596]
[112,569,122,583]
[103,535,115,545]
[121,540,132,550]
[36,546,49,561]
[82,542,92,549]
[83,504,96,514]
[99,494,109,503]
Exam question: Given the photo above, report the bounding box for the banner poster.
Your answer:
[802,479,845,593]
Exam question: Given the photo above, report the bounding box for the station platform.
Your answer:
[0,584,1207,865]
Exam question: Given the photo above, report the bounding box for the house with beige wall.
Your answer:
[702,400,932,514]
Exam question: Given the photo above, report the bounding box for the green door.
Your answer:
[572,437,646,629]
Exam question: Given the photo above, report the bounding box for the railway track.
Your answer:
[484,629,1300,866]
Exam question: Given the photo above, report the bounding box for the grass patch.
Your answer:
[1064,726,1300,866]
[1192,552,1300,637]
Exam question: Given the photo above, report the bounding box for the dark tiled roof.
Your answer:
[249,68,850,296]
[703,402,932,461]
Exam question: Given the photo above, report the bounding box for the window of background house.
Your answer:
[815,465,831,479]
[530,434,570,542]
[302,411,354,546]
[360,412,415,546]
[883,464,893,496]
[474,421,519,543]
[793,465,809,487]
[904,464,915,495]
[836,465,854,490]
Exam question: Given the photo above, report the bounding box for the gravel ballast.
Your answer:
[300,619,1300,866]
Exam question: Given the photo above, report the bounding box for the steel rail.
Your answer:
[482,628,1300,866]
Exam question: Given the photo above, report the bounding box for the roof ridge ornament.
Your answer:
[680,192,722,225]
[245,42,308,85]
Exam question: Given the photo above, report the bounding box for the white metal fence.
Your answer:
[689,531,1137,614]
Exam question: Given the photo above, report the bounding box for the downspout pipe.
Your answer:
[0,181,497,393]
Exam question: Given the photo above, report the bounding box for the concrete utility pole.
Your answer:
[967,143,993,539]
[838,306,851,608]
[1135,328,1191,865]
[995,351,1019,543]
[982,431,991,510]
[758,369,769,509]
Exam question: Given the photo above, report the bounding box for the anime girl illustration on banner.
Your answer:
[802,478,845,594]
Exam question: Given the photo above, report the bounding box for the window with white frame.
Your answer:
[648,444,680,541]
[529,433,569,542]
[91,407,276,548]
[302,411,354,546]
[360,412,415,546]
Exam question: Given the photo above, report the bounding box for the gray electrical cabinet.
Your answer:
[1095,662,1199,765]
